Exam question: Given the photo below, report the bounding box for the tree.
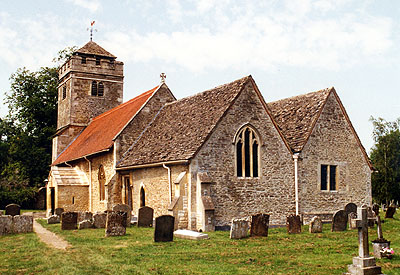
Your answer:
[370,117,400,204]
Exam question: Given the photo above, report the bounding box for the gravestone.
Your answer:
[47,215,60,224]
[346,207,382,275]
[250,214,269,237]
[93,212,107,228]
[286,215,301,234]
[12,215,33,234]
[348,212,357,229]
[174,229,209,240]
[372,204,380,216]
[55,208,64,217]
[5,204,20,216]
[371,215,390,259]
[78,211,93,223]
[78,220,93,230]
[113,204,131,227]
[309,216,322,233]
[230,218,249,239]
[61,212,78,230]
[367,207,376,227]
[138,206,154,227]
[332,210,347,232]
[154,215,175,242]
[385,206,396,219]
[0,215,13,235]
[105,211,127,237]
[344,203,357,215]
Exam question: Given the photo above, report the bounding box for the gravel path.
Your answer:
[32,215,71,250]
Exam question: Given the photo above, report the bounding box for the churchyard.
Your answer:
[0,211,399,274]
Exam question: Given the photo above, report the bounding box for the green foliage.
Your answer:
[370,116,400,204]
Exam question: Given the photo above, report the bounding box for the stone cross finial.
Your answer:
[87,21,97,41]
[355,207,369,258]
[160,73,166,84]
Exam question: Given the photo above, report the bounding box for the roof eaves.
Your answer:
[52,148,111,166]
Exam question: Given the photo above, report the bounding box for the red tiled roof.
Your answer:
[76,41,116,58]
[52,86,158,165]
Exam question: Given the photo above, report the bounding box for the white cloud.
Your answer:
[66,0,101,13]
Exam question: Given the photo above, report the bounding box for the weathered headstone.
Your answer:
[371,215,390,259]
[78,220,93,230]
[113,204,131,227]
[309,216,322,233]
[250,214,269,237]
[332,210,347,232]
[61,212,78,230]
[348,212,357,229]
[174,229,209,240]
[47,215,60,224]
[230,218,249,239]
[0,215,13,235]
[105,211,127,237]
[137,206,154,227]
[367,207,376,227]
[93,212,107,228]
[78,211,93,223]
[372,204,380,216]
[286,215,301,234]
[154,215,175,242]
[344,203,357,215]
[12,215,33,234]
[385,206,396,219]
[5,204,20,216]
[346,207,382,275]
[55,208,64,217]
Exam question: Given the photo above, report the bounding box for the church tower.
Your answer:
[52,41,124,161]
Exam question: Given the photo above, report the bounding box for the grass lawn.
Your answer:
[1,213,399,275]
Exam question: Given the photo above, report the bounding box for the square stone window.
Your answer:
[321,164,337,191]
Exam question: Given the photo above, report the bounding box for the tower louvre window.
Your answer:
[98,82,104,96]
[96,57,100,65]
[81,56,86,64]
[91,81,97,96]
[62,86,66,100]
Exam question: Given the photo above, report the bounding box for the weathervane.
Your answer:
[160,73,166,84]
[87,21,97,41]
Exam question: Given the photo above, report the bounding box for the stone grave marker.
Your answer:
[0,215,13,235]
[371,215,390,259]
[250,214,269,237]
[113,204,131,227]
[47,215,60,224]
[174,229,209,240]
[385,206,396,219]
[372,204,380,216]
[5,204,20,216]
[105,211,127,237]
[230,218,249,239]
[344,203,357,215]
[12,215,33,234]
[78,220,93,230]
[332,210,347,232]
[61,212,78,230]
[309,216,322,233]
[154,215,175,242]
[78,211,93,223]
[55,208,64,217]
[286,215,301,234]
[367,207,376,227]
[93,212,107,228]
[345,207,382,275]
[138,206,154,227]
[348,212,357,229]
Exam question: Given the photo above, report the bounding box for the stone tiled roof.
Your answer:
[268,88,332,152]
[117,76,252,167]
[52,86,158,165]
[75,41,116,58]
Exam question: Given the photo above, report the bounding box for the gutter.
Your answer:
[84,156,92,212]
[163,163,172,203]
[293,153,300,216]
[116,160,189,171]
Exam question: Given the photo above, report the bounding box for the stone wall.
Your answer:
[57,185,89,212]
[298,92,372,223]
[191,82,295,227]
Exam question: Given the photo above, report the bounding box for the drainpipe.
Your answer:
[163,163,172,203]
[293,153,299,216]
[84,156,92,212]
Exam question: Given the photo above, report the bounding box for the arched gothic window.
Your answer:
[235,126,259,178]
[98,165,106,201]
[91,81,97,96]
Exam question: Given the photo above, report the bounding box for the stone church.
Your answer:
[47,41,373,231]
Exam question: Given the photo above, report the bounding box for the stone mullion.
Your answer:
[241,130,245,177]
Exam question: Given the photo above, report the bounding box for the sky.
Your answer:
[0,0,399,153]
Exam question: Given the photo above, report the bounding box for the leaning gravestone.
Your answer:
[332,210,347,232]
[55,208,64,217]
[78,220,93,230]
[344,203,357,215]
[250,214,269,237]
[5,204,20,216]
[47,215,60,224]
[138,206,154,227]
[372,204,380,216]
[61,212,78,230]
[105,211,127,237]
[230,218,249,239]
[12,215,33,234]
[0,215,13,235]
[154,215,175,242]
[93,212,107,228]
[385,206,396,219]
[286,215,301,234]
[78,211,93,223]
[113,204,131,227]
[309,216,322,233]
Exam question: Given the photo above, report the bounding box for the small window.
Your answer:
[72,196,75,204]
[91,81,97,96]
[98,165,106,201]
[321,164,337,191]
[62,86,66,100]
[81,56,86,64]
[98,82,104,96]
[96,57,100,65]
[235,126,260,178]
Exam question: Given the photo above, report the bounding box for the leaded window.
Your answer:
[235,126,259,178]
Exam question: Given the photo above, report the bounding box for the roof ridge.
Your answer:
[269,87,332,104]
[93,86,158,121]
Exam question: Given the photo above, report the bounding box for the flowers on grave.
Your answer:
[380,247,394,259]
